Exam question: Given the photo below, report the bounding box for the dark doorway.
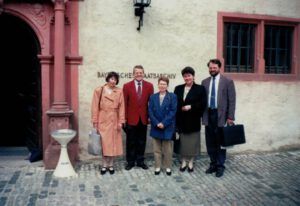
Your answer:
[0,14,42,150]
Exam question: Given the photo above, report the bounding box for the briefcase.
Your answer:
[221,124,246,147]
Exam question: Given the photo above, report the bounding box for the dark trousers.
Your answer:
[126,119,147,165]
[205,109,226,168]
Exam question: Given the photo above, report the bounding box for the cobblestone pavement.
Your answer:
[0,150,300,206]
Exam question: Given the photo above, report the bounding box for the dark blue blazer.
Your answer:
[148,92,177,140]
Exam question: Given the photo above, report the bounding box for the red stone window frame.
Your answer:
[217,12,300,81]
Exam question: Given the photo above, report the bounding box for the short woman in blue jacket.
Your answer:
[148,76,177,176]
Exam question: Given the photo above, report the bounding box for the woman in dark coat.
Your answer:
[174,67,206,172]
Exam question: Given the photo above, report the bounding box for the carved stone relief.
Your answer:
[26,4,47,28]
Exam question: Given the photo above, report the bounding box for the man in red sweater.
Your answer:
[123,65,154,170]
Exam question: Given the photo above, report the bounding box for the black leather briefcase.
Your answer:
[221,124,246,147]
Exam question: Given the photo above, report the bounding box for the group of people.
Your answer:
[91,58,236,178]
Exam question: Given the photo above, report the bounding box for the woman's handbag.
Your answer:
[88,128,101,155]
[88,86,104,155]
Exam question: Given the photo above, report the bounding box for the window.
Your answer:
[217,12,300,81]
[224,23,255,73]
[264,25,293,74]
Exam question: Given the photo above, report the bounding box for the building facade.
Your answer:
[0,0,299,168]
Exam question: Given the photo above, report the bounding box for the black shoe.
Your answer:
[100,167,107,175]
[205,165,217,174]
[166,170,172,176]
[179,165,187,172]
[125,163,134,170]
[137,163,149,170]
[154,170,160,175]
[108,167,115,175]
[216,167,225,178]
[188,166,194,173]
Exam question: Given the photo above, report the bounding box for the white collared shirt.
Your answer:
[183,85,191,101]
[208,73,220,108]
[134,80,143,93]
[159,93,166,106]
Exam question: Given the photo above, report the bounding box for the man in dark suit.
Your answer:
[123,65,154,170]
[202,59,236,177]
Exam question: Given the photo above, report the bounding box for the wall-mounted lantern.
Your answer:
[133,0,151,31]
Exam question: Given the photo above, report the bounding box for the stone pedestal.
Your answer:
[44,110,78,169]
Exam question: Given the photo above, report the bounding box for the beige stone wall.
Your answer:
[78,0,300,159]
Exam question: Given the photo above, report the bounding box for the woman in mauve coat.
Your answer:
[91,71,125,175]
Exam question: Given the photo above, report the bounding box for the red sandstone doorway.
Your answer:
[0,13,42,152]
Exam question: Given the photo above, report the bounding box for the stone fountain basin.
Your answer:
[51,129,77,145]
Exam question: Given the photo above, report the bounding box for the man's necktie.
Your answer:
[210,77,216,109]
[137,82,142,100]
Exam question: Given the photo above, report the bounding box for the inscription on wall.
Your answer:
[97,72,177,79]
